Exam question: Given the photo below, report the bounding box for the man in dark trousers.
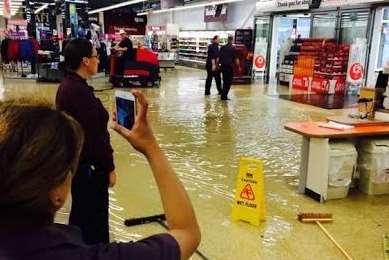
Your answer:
[219,35,239,101]
[113,29,134,75]
[205,35,222,96]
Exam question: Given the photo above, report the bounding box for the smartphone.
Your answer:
[115,90,136,129]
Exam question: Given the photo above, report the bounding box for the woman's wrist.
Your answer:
[144,141,162,160]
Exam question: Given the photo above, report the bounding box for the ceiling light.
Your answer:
[88,0,146,14]
[34,3,48,14]
[138,0,243,16]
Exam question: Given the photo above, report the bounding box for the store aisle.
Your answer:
[3,66,388,259]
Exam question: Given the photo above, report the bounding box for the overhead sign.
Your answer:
[321,0,384,7]
[256,0,312,12]
[231,157,265,226]
[8,19,27,26]
[147,25,165,31]
[277,0,311,10]
[204,4,228,23]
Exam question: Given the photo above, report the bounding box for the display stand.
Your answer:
[158,52,176,70]
[36,51,63,82]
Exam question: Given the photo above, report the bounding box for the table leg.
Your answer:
[298,136,310,194]
[305,137,330,202]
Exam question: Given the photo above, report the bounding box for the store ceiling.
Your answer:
[89,0,163,11]
[1,0,207,16]
[89,0,132,10]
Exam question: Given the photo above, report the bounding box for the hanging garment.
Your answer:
[31,38,41,53]
[19,40,34,62]
[7,40,19,62]
[1,39,10,63]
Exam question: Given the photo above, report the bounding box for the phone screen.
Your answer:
[116,96,135,129]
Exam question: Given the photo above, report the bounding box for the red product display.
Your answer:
[291,38,350,95]
[312,43,349,94]
[292,76,310,90]
[7,39,19,61]
[292,39,332,89]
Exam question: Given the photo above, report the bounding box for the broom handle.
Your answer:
[316,221,354,260]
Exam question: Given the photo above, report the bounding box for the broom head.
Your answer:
[298,212,333,223]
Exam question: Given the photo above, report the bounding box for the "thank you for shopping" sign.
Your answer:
[256,0,311,12]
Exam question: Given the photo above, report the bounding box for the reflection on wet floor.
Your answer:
[3,66,389,259]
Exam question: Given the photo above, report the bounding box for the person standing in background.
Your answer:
[205,35,222,96]
[113,29,134,75]
[219,35,240,101]
[56,39,115,245]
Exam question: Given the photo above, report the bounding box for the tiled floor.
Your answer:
[3,66,389,259]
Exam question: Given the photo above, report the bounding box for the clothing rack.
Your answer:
[1,37,39,78]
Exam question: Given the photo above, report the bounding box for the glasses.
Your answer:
[90,54,100,59]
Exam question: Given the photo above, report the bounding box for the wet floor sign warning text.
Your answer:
[231,157,265,226]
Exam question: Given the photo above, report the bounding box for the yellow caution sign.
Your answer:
[231,157,265,226]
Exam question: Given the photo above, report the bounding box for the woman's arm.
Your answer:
[111,91,200,260]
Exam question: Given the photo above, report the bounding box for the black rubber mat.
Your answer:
[278,94,359,109]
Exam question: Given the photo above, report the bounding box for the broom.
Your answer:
[298,213,354,260]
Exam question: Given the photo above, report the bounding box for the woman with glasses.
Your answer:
[56,38,115,245]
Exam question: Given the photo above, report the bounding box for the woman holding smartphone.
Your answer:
[0,93,200,259]
[56,38,115,245]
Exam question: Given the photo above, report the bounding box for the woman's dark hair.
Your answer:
[0,100,84,226]
[64,38,93,71]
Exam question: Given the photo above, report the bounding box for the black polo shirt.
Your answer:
[0,224,180,260]
[119,37,134,60]
[219,43,236,67]
[206,43,219,69]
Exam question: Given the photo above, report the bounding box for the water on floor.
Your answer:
[3,66,388,259]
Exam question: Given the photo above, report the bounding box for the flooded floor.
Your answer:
[2,66,389,259]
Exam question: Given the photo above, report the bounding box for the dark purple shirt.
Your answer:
[56,73,114,173]
[0,224,180,260]
[219,43,237,67]
[206,43,219,69]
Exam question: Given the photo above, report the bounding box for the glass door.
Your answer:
[378,8,389,68]
[340,9,371,88]
[311,12,338,39]
[340,10,370,44]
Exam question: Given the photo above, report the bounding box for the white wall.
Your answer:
[147,0,257,31]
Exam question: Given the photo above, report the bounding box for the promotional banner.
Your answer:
[253,37,268,72]
[346,38,367,93]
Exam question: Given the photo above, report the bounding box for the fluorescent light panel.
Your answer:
[138,0,243,16]
[34,3,48,14]
[88,0,146,14]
